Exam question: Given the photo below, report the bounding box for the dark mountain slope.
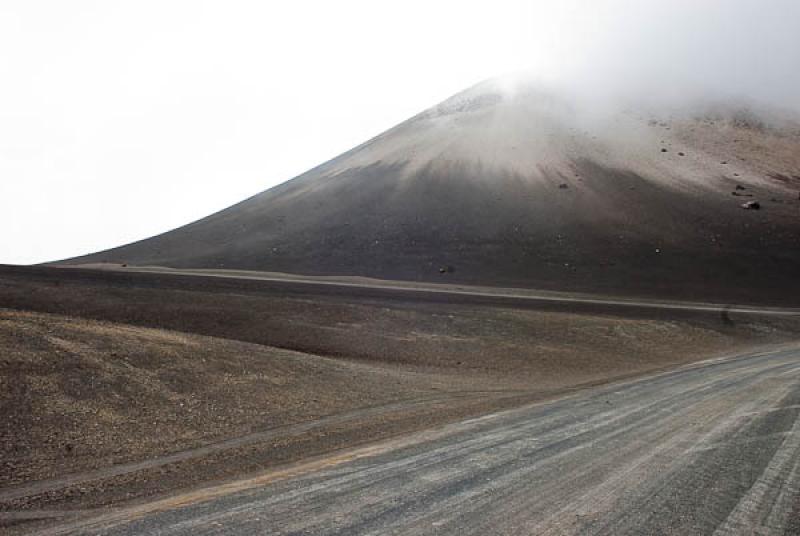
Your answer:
[61,80,800,303]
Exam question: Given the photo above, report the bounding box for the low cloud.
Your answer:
[544,0,800,114]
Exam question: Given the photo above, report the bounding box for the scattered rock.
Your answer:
[558,183,569,189]
[678,152,686,156]
[661,148,668,153]
[733,173,740,177]
[740,201,760,210]
[721,161,728,165]
[438,265,455,274]
[735,185,746,190]
[121,264,127,268]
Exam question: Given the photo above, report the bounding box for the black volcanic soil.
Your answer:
[59,81,800,305]
[1,265,799,527]
[69,160,800,305]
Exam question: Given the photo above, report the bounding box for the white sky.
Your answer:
[1,0,799,264]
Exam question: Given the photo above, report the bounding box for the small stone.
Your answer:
[740,201,760,210]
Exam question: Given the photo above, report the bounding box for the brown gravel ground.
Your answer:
[1,266,799,531]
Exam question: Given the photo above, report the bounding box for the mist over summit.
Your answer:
[63,79,800,304]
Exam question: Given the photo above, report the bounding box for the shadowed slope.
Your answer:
[61,79,800,303]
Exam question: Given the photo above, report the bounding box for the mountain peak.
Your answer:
[60,81,800,304]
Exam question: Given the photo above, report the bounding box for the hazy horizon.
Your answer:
[2,0,799,264]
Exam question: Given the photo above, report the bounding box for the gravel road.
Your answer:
[45,344,800,535]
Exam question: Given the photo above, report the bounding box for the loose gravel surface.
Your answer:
[39,345,800,536]
[2,266,799,534]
